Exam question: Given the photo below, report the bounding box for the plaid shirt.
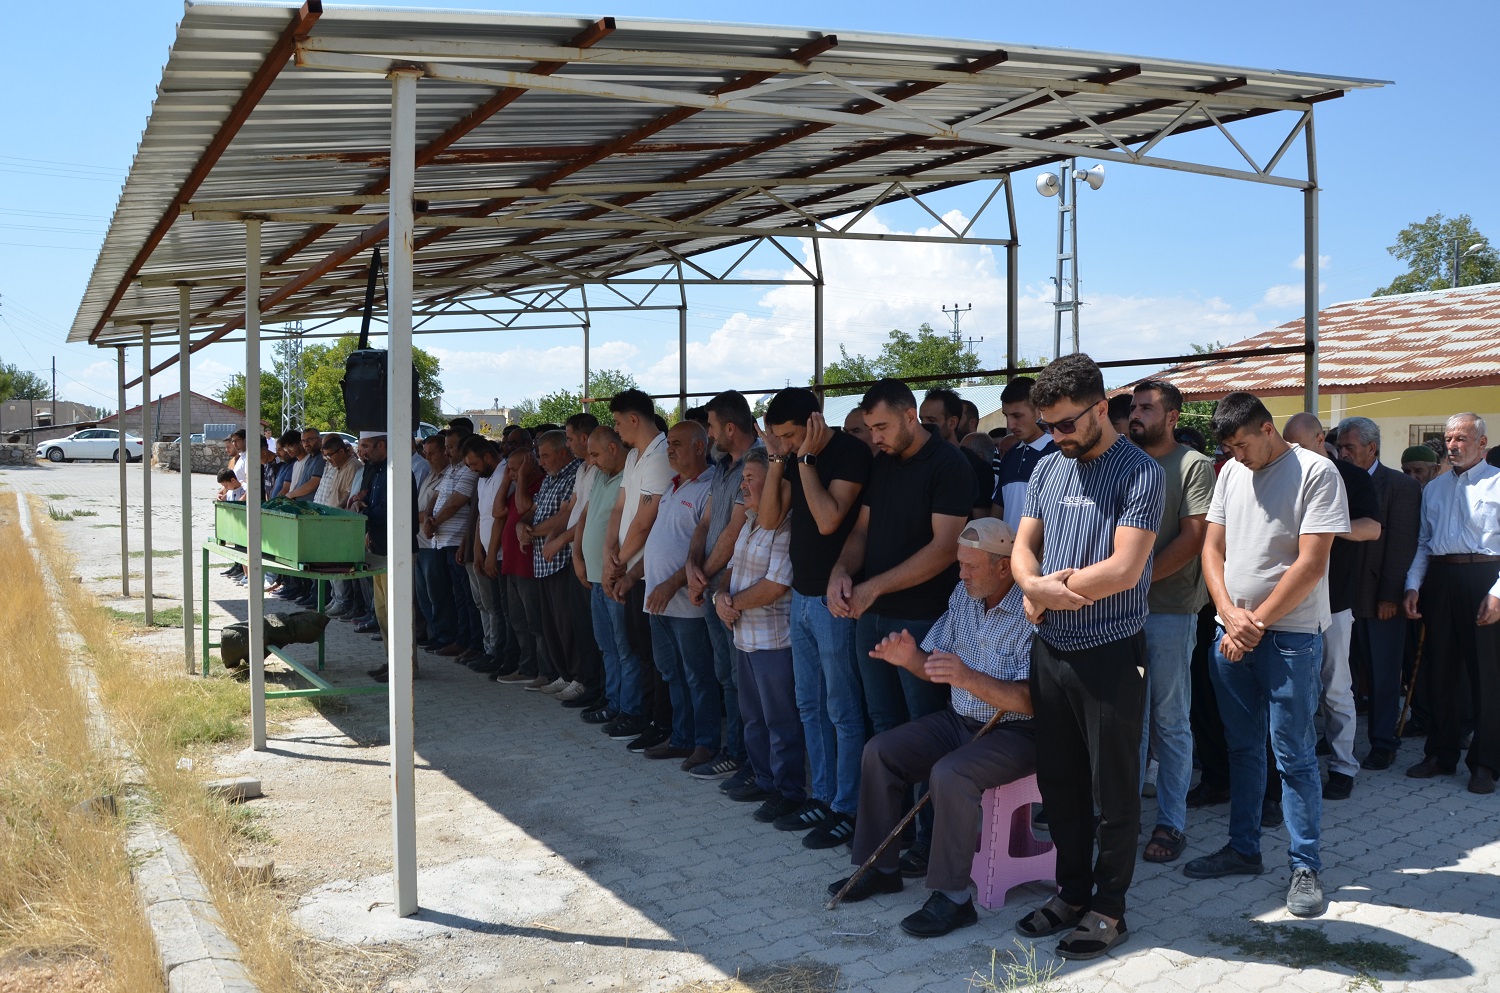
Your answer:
[726,513,794,651]
[920,583,1034,724]
[532,458,580,577]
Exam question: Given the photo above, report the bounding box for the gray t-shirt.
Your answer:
[644,469,716,618]
[704,441,762,577]
[1148,444,1215,614]
[1207,443,1349,634]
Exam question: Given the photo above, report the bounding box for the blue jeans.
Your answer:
[703,600,745,760]
[1211,627,1324,872]
[1140,611,1197,834]
[738,648,806,800]
[417,548,456,646]
[790,591,867,815]
[650,614,720,750]
[592,582,642,716]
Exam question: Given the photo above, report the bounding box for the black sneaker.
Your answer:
[723,780,772,803]
[773,798,830,833]
[719,766,756,794]
[1183,844,1266,879]
[753,794,803,823]
[581,706,618,725]
[626,723,671,754]
[803,811,855,849]
[605,713,648,740]
[1286,866,1326,917]
[689,751,742,781]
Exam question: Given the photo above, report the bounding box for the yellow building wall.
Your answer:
[1263,386,1500,468]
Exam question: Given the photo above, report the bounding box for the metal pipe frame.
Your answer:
[1303,110,1320,414]
[245,220,267,752]
[141,328,153,625]
[387,67,421,919]
[117,348,129,597]
[179,285,194,672]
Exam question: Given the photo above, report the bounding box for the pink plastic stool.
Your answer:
[970,773,1056,909]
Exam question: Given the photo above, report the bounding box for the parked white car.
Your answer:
[35,429,146,463]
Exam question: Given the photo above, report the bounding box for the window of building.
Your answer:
[1410,424,1445,450]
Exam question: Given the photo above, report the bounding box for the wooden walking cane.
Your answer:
[826,709,1009,911]
[1396,624,1425,737]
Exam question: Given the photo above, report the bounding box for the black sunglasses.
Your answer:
[1036,400,1101,436]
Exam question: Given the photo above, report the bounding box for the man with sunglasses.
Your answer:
[1011,353,1163,960]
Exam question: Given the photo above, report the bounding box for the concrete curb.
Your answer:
[14,494,263,993]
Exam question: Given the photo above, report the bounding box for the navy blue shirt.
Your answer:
[363,458,388,556]
[1023,436,1164,651]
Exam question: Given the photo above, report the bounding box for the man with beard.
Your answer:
[829,378,972,853]
[1128,381,1214,863]
[1011,354,1162,959]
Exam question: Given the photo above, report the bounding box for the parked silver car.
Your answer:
[35,429,146,463]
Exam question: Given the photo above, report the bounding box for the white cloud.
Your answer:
[1292,253,1332,272]
[429,338,640,412]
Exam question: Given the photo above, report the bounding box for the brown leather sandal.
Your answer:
[1015,895,1086,938]
[1056,912,1129,960]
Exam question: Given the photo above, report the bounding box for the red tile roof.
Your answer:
[1140,283,1500,401]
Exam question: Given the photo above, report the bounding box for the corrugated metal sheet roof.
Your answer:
[71,1,1386,350]
[1140,283,1500,400]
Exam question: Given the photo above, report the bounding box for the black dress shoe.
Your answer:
[366,663,388,678]
[899,892,979,938]
[1467,766,1497,795]
[1361,748,1395,771]
[1407,757,1456,779]
[1186,783,1231,808]
[826,870,902,903]
[1323,771,1354,800]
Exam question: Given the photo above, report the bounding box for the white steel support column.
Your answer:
[117,347,129,596]
[1302,112,1320,415]
[812,239,824,390]
[141,327,153,625]
[677,305,688,418]
[179,285,194,672]
[387,68,420,919]
[1005,179,1020,376]
[245,221,267,751]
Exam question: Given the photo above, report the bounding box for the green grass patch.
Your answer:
[71,509,99,517]
[90,523,119,529]
[106,604,185,628]
[46,504,76,521]
[225,803,275,845]
[1209,921,1412,991]
[128,547,182,558]
[45,493,71,501]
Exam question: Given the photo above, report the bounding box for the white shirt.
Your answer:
[568,462,599,528]
[1406,459,1500,598]
[618,432,671,570]
[476,464,508,558]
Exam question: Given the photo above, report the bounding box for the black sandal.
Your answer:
[1015,895,1086,938]
[1056,912,1128,960]
[1143,825,1187,863]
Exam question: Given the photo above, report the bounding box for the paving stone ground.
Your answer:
[5,459,1498,992]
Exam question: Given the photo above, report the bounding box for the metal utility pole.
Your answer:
[942,302,972,344]
[1037,160,1104,357]
[278,320,306,431]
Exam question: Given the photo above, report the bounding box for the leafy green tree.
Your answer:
[816,323,984,396]
[506,368,644,429]
[215,371,284,430]
[1373,212,1498,296]
[0,360,50,401]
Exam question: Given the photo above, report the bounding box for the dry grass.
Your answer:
[0,493,162,992]
[32,497,404,993]
[669,965,842,993]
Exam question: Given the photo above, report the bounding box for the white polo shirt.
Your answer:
[618,432,670,570]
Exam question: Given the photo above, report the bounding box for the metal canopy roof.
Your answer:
[71,0,1386,358]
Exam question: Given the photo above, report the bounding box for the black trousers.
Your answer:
[1030,632,1145,920]
[1419,561,1500,772]
[538,569,581,683]
[623,581,672,730]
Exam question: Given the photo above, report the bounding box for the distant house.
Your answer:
[1,399,102,435]
[97,391,265,441]
[1134,283,1500,467]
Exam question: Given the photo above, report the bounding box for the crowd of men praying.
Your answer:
[217,354,1500,958]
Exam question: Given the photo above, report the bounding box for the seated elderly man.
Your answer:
[827,518,1036,938]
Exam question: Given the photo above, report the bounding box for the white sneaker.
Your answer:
[555,680,587,702]
[539,678,570,696]
[1142,758,1159,798]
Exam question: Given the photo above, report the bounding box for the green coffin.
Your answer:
[214,501,367,568]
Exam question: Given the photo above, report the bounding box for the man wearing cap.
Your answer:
[827,518,1036,939]
[1401,444,1444,488]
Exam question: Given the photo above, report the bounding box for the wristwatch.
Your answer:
[799,453,818,467]
[767,454,790,464]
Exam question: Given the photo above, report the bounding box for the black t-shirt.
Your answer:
[1329,458,1378,614]
[786,429,873,597]
[958,445,991,513]
[862,430,974,618]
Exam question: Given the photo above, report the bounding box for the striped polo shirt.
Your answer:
[1023,435,1164,651]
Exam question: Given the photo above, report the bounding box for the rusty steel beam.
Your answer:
[126,16,616,386]
[90,0,322,344]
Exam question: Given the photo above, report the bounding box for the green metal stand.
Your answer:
[201,542,387,699]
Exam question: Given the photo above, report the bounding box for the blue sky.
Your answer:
[2,0,1496,417]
